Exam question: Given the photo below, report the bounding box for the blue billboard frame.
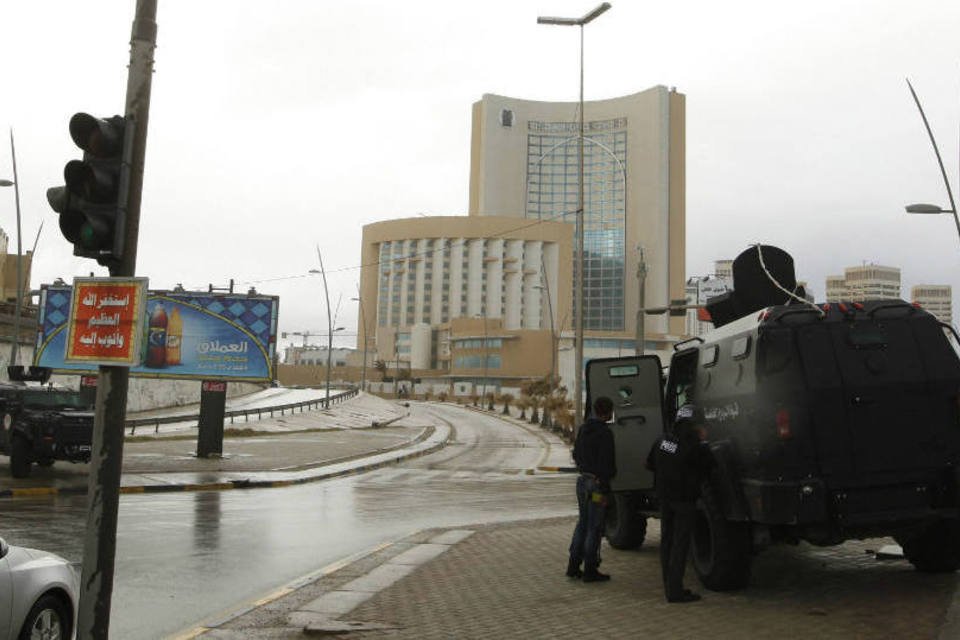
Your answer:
[34,286,280,382]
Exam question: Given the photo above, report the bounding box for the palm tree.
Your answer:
[374,359,387,381]
[516,396,529,420]
[437,390,449,403]
[499,393,514,416]
[486,390,496,411]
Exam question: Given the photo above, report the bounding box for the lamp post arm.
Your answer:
[906,78,960,243]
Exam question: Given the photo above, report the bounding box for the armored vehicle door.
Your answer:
[586,356,664,492]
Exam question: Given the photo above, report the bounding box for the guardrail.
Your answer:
[126,387,359,435]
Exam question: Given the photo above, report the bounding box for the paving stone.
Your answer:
[339,563,418,593]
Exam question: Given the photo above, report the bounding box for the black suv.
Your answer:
[0,368,94,478]
[589,246,960,590]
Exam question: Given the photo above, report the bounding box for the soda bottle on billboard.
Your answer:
[146,302,168,368]
[166,307,182,366]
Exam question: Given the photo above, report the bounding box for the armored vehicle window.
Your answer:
[666,349,699,421]
[609,364,639,377]
[701,345,719,368]
[732,336,751,360]
[20,389,90,409]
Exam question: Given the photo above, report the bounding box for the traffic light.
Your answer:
[47,113,129,267]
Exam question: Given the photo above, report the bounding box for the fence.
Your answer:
[126,386,359,435]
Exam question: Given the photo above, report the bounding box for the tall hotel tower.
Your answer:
[468,86,686,348]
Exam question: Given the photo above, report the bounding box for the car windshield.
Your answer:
[20,389,90,409]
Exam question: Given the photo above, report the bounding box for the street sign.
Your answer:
[64,277,148,366]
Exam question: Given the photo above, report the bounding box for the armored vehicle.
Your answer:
[0,367,94,478]
[590,246,960,590]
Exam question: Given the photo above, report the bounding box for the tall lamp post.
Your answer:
[351,289,368,391]
[537,2,612,421]
[0,129,25,367]
[311,247,339,408]
[903,79,960,246]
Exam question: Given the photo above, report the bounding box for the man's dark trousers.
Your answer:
[660,499,696,599]
[569,475,605,573]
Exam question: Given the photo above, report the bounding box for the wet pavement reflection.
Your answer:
[0,404,573,639]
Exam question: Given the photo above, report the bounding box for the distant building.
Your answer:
[713,260,733,283]
[285,345,354,367]
[685,274,731,337]
[826,264,901,302]
[825,275,847,303]
[912,284,952,324]
[358,215,573,388]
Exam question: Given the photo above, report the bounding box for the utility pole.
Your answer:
[77,2,156,638]
[635,247,647,356]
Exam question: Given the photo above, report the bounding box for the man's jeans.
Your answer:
[568,475,606,573]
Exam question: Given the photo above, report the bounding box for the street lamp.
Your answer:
[533,277,556,390]
[0,129,25,368]
[538,2,612,421]
[351,290,368,392]
[311,247,340,408]
[904,79,960,246]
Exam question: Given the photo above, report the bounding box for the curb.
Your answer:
[0,423,452,500]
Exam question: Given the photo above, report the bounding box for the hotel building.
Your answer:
[357,86,686,394]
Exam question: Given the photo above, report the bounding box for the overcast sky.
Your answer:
[1,0,959,351]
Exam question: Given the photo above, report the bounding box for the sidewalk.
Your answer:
[183,515,960,640]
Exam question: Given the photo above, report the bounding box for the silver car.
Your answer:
[0,537,78,640]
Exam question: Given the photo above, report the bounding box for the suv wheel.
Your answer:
[897,519,960,573]
[10,435,31,479]
[692,482,752,590]
[604,493,647,549]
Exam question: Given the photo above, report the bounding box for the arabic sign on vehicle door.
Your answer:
[64,277,148,366]
[36,285,280,382]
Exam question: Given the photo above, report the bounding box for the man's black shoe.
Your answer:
[667,591,701,603]
[582,571,611,583]
[565,567,583,578]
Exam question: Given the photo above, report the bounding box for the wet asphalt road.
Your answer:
[0,403,573,639]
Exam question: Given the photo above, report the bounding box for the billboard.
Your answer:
[35,285,280,382]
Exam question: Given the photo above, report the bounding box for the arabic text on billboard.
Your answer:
[35,287,279,382]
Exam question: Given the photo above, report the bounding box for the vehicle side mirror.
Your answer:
[0,537,8,559]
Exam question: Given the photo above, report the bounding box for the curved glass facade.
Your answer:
[525,118,627,331]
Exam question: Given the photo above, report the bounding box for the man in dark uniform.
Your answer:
[566,396,616,583]
[647,403,714,603]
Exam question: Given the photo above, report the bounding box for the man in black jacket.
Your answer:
[566,396,616,582]
[647,403,714,603]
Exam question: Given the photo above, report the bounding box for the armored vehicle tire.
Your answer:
[692,483,752,591]
[37,458,55,467]
[10,436,31,478]
[897,519,960,573]
[605,493,647,549]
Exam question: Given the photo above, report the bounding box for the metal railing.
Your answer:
[126,386,359,435]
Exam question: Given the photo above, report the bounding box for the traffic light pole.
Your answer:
[77,2,157,639]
